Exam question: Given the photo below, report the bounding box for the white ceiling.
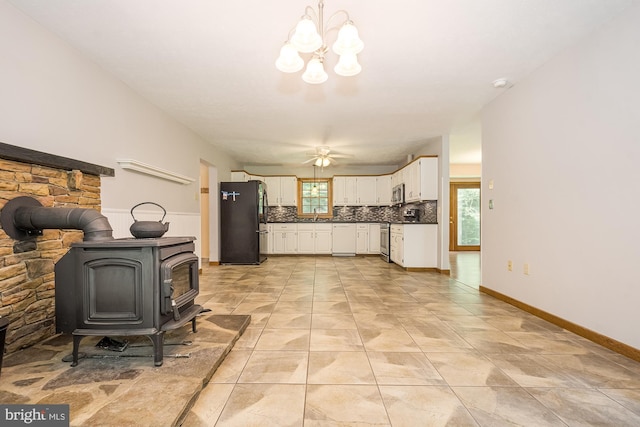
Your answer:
[9,0,636,167]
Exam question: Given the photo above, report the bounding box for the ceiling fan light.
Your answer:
[334,52,361,77]
[332,22,364,55]
[291,17,322,53]
[276,42,304,73]
[302,57,328,84]
[322,157,331,167]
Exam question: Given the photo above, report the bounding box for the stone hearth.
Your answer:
[0,313,249,426]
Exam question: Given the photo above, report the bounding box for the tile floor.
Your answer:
[182,255,640,426]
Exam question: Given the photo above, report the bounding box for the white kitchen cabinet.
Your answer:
[315,224,333,253]
[389,223,437,268]
[272,223,297,254]
[356,224,369,254]
[333,176,357,206]
[356,176,377,205]
[265,176,298,206]
[356,223,381,254]
[376,175,392,205]
[402,158,439,202]
[298,223,332,254]
[390,224,403,264]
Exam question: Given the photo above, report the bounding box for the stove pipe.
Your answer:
[1,196,113,242]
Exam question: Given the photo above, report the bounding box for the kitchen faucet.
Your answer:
[313,208,318,222]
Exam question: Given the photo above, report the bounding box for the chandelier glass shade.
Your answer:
[276,0,363,84]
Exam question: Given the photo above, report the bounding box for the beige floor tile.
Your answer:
[528,387,640,426]
[426,351,518,386]
[305,384,390,426]
[452,386,566,426]
[359,327,421,352]
[368,352,446,385]
[307,351,375,384]
[217,383,306,426]
[238,351,308,384]
[265,313,312,329]
[254,328,310,351]
[379,385,478,426]
[210,350,252,383]
[311,313,358,329]
[181,383,235,426]
[309,328,364,351]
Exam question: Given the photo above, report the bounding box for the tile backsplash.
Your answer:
[268,201,437,223]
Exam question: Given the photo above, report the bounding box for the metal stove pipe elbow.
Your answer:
[2,196,114,242]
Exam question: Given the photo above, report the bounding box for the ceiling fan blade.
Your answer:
[302,157,318,164]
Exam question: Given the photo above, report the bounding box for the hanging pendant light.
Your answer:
[311,165,319,196]
[276,1,363,84]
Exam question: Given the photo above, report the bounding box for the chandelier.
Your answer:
[275,0,364,84]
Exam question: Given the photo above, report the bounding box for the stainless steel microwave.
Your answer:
[392,184,404,205]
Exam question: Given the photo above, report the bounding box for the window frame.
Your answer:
[297,178,333,219]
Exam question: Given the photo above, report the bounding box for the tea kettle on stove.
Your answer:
[129,202,170,238]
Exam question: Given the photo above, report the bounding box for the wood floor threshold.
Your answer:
[479,285,640,363]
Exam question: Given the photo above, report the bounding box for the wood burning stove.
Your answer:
[55,236,201,366]
[1,196,203,366]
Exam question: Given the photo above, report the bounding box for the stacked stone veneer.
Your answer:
[0,158,101,353]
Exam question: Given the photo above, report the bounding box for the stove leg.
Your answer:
[149,332,164,366]
[191,317,197,333]
[71,335,83,367]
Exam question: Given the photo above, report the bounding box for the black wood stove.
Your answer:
[1,196,202,366]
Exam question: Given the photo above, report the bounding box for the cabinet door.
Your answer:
[284,231,298,253]
[356,177,377,205]
[315,229,333,254]
[405,162,420,202]
[356,225,369,254]
[279,176,298,205]
[344,177,358,205]
[333,177,345,206]
[419,158,438,200]
[273,231,285,253]
[368,223,380,253]
[264,177,281,205]
[376,175,392,205]
[297,226,315,254]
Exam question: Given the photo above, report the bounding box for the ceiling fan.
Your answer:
[302,146,348,168]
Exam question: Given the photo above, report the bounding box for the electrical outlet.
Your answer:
[524,263,530,275]
[507,260,513,271]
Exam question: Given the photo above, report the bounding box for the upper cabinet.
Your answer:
[376,175,392,205]
[230,171,264,182]
[333,176,357,206]
[265,176,297,206]
[401,157,439,202]
[356,176,377,205]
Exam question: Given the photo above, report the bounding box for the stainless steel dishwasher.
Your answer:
[332,223,356,256]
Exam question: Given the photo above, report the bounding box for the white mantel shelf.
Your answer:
[116,159,195,184]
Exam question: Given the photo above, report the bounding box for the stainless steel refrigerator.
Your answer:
[220,181,268,264]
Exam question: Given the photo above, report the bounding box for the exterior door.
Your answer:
[449,182,480,251]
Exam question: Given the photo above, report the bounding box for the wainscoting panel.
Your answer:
[102,208,202,263]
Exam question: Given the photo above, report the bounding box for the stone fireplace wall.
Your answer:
[0,153,108,354]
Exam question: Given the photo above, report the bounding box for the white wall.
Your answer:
[0,1,239,216]
[482,4,640,349]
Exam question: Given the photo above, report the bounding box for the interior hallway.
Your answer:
[183,256,640,426]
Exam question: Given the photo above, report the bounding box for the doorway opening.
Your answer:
[449,182,480,251]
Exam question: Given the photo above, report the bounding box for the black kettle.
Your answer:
[129,202,170,238]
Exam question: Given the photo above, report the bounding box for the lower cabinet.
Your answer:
[356,223,381,254]
[272,223,297,254]
[298,223,332,254]
[390,224,437,268]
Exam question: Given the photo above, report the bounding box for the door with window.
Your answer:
[449,182,480,251]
